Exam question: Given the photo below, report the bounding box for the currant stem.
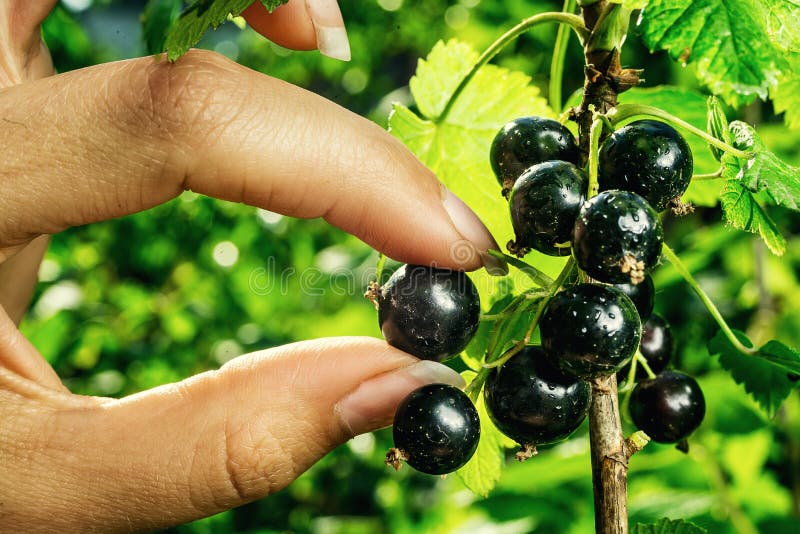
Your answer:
[607,104,752,160]
[662,244,756,356]
[549,0,578,112]
[487,250,555,286]
[692,168,724,181]
[588,117,603,197]
[634,350,656,379]
[438,12,588,122]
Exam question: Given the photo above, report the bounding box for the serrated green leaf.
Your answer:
[141,0,181,55]
[640,0,781,107]
[764,0,800,52]
[724,121,800,210]
[708,330,796,416]
[456,372,506,497]
[720,179,786,255]
[615,86,721,206]
[632,518,707,534]
[773,64,800,130]
[706,96,729,162]
[389,39,564,294]
[164,0,288,61]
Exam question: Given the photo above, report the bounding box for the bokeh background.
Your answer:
[26,0,800,532]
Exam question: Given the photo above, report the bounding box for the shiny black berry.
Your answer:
[388,383,480,475]
[614,274,655,320]
[490,116,580,196]
[573,190,664,285]
[629,371,705,443]
[484,347,590,453]
[507,161,588,257]
[598,120,693,212]
[377,265,480,362]
[540,283,641,379]
[618,313,674,383]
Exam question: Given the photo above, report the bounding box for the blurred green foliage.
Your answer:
[27,0,800,532]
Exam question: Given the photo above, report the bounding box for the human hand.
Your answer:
[0,1,500,531]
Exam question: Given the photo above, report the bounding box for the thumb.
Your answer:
[13,338,464,531]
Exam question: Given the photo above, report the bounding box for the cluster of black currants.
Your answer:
[368,116,707,477]
[492,116,705,455]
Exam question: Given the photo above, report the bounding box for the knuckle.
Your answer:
[113,49,244,144]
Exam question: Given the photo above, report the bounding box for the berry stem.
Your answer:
[549,0,578,112]
[438,12,588,122]
[634,350,657,380]
[662,244,757,356]
[375,253,387,284]
[692,168,724,181]
[487,250,555,286]
[607,104,752,160]
[587,116,603,197]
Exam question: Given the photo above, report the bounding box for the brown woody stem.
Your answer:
[576,2,639,533]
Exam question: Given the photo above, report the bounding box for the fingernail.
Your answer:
[441,185,506,275]
[481,250,509,276]
[305,0,351,61]
[335,360,465,435]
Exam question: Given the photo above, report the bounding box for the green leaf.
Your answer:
[772,64,800,130]
[141,0,181,55]
[720,180,786,255]
[640,0,781,107]
[164,0,288,61]
[614,86,721,205]
[724,121,800,210]
[456,372,507,497]
[708,330,796,416]
[632,518,707,534]
[706,96,729,162]
[764,0,800,52]
[718,120,799,254]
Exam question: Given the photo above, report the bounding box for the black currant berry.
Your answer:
[614,274,655,320]
[490,116,580,196]
[507,161,588,257]
[540,283,641,379]
[387,383,480,475]
[484,347,590,458]
[629,371,705,443]
[598,120,693,212]
[617,313,674,383]
[377,265,480,362]
[573,190,664,285]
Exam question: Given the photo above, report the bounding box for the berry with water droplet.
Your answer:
[484,346,590,455]
[388,383,480,475]
[540,283,641,379]
[490,116,580,196]
[377,265,480,361]
[573,190,664,285]
[508,161,588,257]
[598,120,693,212]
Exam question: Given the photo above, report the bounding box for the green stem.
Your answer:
[634,350,656,379]
[375,253,386,283]
[439,12,588,122]
[608,104,752,160]
[587,117,603,197]
[549,0,577,112]
[662,244,755,355]
[485,257,576,369]
[488,250,555,287]
[692,168,724,181]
